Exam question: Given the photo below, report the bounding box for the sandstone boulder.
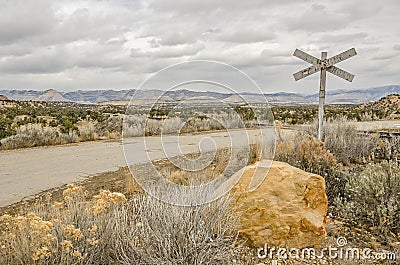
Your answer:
[231,161,328,248]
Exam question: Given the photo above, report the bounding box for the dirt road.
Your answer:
[0,129,271,207]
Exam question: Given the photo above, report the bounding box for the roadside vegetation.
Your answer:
[0,101,124,150]
[273,94,400,125]
[1,94,399,150]
[275,115,400,245]
[0,185,248,265]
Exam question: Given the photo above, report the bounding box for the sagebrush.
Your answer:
[0,184,247,265]
[335,160,400,241]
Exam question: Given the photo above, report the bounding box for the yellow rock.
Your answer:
[231,161,328,248]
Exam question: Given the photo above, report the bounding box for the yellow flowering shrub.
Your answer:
[62,183,86,202]
[0,185,126,264]
[62,224,83,241]
[92,190,127,214]
[0,212,57,262]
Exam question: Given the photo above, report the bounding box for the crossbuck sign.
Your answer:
[293,48,357,140]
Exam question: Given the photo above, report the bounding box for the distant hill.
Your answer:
[1,85,399,105]
[0,95,7,100]
[357,94,400,119]
[0,89,68,102]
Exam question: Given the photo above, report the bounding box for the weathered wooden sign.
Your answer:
[293,48,357,140]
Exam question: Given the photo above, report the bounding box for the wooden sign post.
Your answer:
[293,48,357,140]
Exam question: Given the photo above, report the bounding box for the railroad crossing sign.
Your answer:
[293,48,357,140]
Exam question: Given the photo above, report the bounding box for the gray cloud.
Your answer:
[285,1,381,33]
[0,46,72,74]
[0,0,398,93]
[371,51,399,61]
[0,1,56,44]
[316,33,369,44]
[149,0,300,13]
[217,28,276,43]
[286,4,352,32]
[130,42,205,59]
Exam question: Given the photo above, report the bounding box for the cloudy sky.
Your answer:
[0,0,399,94]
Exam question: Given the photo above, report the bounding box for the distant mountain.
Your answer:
[0,95,7,100]
[0,89,68,102]
[63,90,133,103]
[265,92,310,105]
[306,85,400,104]
[64,89,232,103]
[166,89,228,101]
[1,85,399,105]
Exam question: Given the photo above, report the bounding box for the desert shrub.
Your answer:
[123,115,183,136]
[59,131,80,144]
[113,192,241,265]
[0,101,128,146]
[123,111,253,138]
[275,135,337,175]
[180,117,225,133]
[335,160,400,241]
[0,124,79,150]
[95,116,122,138]
[374,136,400,161]
[0,116,15,139]
[275,135,347,204]
[323,117,378,165]
[0,115,125,150]
[59,120,79,134]
[122,114,147,137]
[302,116,378,165]
[0,185,245,265]
[77,120,98,141]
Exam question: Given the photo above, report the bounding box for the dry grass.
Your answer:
[300,116,378,165]
[76,120,98,141]
[0,184,248,265]
[149,142,263,187]
[302,116,400,163]
[323,117,378,165]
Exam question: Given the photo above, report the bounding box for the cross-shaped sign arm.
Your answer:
[293,49,320,65]
[293,48,356,82]
[327,66,355,82]
[293,64,321,81]
[326,48,357,67]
